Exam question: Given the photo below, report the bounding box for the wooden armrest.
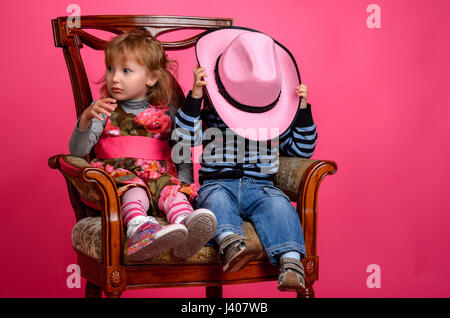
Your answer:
[49,154,123,267]
[49,154,100,203]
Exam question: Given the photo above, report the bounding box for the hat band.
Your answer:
[214,55,280,114]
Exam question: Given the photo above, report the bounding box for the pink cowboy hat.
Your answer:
[196,27,303,141]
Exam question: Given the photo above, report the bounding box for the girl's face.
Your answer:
[105,57,157,101]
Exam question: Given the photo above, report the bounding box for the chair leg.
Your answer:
[85,281,102,298]
[105,291,122,298]
[206,286,223,298]
[297,281,315,298]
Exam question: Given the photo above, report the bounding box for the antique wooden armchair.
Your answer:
[48,15,337,298]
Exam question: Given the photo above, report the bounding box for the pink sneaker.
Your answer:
[127,223,188,262]
[173,209,217,259]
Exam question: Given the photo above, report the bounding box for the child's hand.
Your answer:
[78,98,117,130]
[296,84,308,109]
[191,65,208,99]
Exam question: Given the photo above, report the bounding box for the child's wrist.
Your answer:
[78,112,92,130]
[300,100,308,109]
[191,88,203,99]
[183,91,203,116]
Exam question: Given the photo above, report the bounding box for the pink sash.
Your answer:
[94,136,171,160]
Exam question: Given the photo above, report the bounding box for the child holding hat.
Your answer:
[174,27,317,292]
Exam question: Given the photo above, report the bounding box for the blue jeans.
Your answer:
[194,177,305,265]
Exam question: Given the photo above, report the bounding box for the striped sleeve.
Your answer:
[279,104,317,158]
[173,91,203,147]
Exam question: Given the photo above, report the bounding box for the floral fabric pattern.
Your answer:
[91,104,197,217]
[135,106,171,139]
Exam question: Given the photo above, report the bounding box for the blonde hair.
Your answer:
[99,29,177,106]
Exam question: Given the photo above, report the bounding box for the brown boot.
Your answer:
[277,257,305,292]
[218,234,262,273]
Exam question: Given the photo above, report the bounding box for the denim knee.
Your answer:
[195,181,243,239]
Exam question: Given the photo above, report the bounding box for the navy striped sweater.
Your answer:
[173,92,317,184]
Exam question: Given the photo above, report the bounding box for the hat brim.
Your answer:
[196,27,302,141]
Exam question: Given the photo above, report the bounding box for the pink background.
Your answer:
[1,0,449,298]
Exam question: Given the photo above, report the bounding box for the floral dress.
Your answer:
[90,104,197,217]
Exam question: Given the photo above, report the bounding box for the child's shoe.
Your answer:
[127,222,188,262]
[277,257,305,292]
[218,233,262,272]
[172,208,217,259]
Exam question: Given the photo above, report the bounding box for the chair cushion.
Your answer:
[71,217,266,265]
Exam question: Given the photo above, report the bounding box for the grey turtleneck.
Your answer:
[68,99,193,184]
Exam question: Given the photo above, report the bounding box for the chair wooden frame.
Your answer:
[49,15,337,298]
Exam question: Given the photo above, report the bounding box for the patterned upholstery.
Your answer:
[68,156,319,266]
[71,216,266,265]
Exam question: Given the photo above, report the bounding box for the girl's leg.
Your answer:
[158,185,217,259]
[158,186,194,224]
[121,187,152,238]
[122,187,188,262]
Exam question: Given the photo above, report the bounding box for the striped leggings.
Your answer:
[121,186,192,238]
